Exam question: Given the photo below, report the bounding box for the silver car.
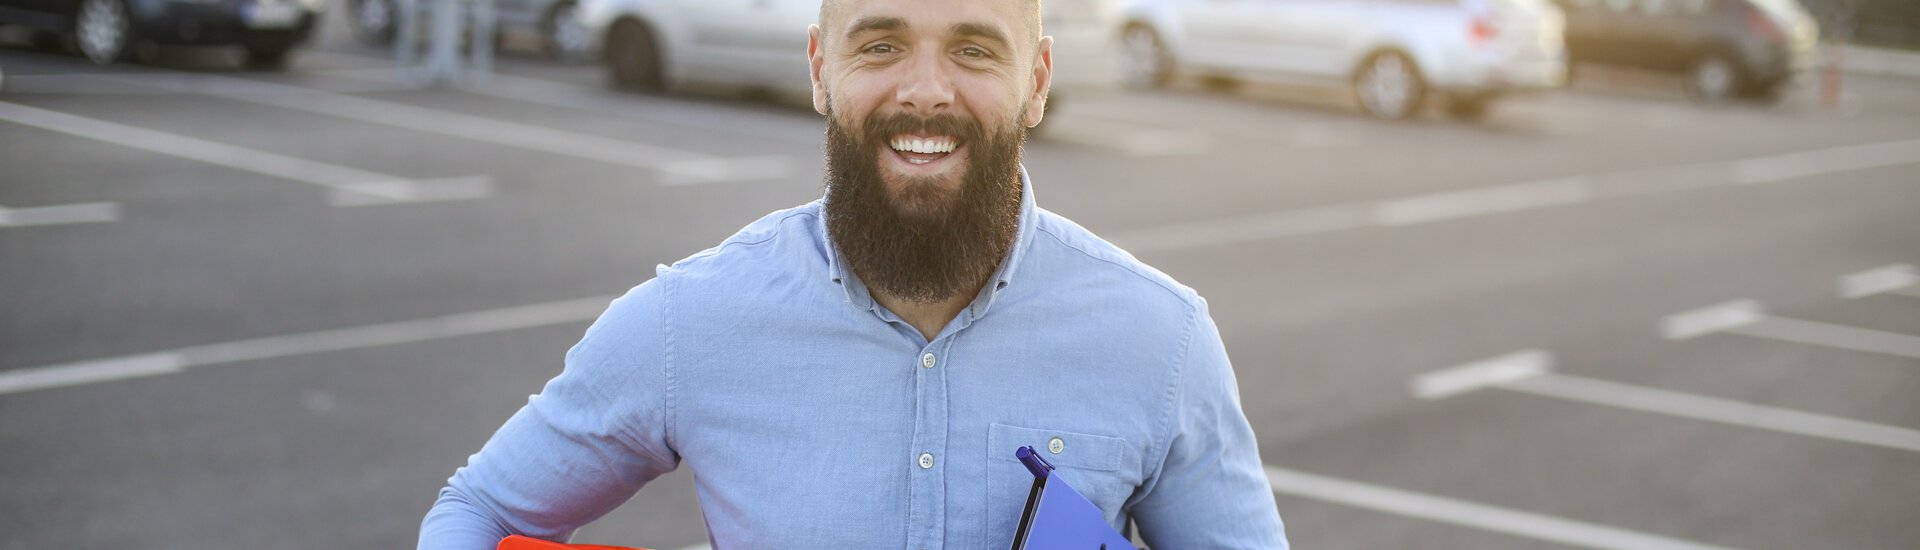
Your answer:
[1117,0,1568,119]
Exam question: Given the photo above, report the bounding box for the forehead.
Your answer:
[825,0,1030,41]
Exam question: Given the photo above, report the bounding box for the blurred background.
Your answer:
[2,0,1917,548]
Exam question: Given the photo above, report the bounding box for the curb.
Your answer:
[1835,44,1920,80]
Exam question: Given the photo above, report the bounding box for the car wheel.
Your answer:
[243,41,296,70]
[1354,51,1424,120]
[75,0,134,65]
[606,20,662,91]
[1118,24,1170,90]
[1444,93,1493,120]
[542,1,590,62]
[1686,52,1742,103]
[349,0,398,45]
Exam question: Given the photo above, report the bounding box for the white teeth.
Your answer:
[891,137,955,155]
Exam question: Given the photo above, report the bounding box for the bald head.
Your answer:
[818,0,1042,50]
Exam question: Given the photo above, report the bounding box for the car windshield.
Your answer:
[1746,0,1812,23]
[1475,0,1558,20]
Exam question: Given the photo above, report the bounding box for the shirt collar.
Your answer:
[824,165,1040,317]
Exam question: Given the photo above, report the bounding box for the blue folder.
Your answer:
[1009,446,1139,550]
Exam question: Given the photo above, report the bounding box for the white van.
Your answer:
[1117,0,1569,119]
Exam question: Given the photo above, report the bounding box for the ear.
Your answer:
[808,24,830,116]
[1022,35,1054,128]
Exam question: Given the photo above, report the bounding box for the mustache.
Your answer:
[861,112,985,147]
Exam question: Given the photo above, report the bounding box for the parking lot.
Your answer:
[3,5,1919,549]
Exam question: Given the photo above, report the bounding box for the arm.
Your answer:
[419,278,679,550]
[1129,298,1289,549]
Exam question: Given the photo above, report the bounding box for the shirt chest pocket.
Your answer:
[984,423,1139,542]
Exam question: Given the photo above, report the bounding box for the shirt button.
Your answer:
[1048,437,1065,454]
[921,353,937,369]
[918,452,935,469]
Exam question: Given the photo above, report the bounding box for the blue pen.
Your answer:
[1016,445,1053,479]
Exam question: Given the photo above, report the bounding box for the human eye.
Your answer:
[862,43,899,55]
[956,46,992,59]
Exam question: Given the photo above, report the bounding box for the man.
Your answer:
[418,0,1287,547]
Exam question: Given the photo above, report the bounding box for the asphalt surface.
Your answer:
[2,8,1918,550]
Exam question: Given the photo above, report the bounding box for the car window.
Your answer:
[1576,0,1706,15]
[1638,0,1676,15]
[1745,0,1812,21]
[1494,0,1556,10]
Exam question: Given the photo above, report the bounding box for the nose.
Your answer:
[895,52,954,117]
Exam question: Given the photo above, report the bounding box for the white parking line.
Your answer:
[1107,137,1920,253]
[1727,139,1920,186]
[1041,116,1213,156]
[92,73,792,186]
[1660,300,1766,341]
[0,101,491,207]
[0,201,119,227]
[1416,351,1920,453]
[1504,372,1920,453]
[1263,466,1740,550]
[1371,177,1592,227]
[1733,316,1920,360]
[311,65,827,146]
[0,72,415,95]
[1839,264,1918,299]
[1663,300,1920,359]
[1411,349,1552,399]
[0,295,617,396]
[1110,204,1370,253]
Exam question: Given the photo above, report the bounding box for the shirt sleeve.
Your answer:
[418,276,680,550]
[1129,298,1289,549]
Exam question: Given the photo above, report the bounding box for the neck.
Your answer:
[871,282,985,342]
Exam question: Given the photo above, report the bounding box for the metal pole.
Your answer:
[395,0,419,86]
[468,0,494,85]
[426,0,459,86]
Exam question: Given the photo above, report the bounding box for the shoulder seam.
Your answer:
[675,208,818,266]
[1034,222,1193,303]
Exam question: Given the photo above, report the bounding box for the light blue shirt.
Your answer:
[419,169,1287,549]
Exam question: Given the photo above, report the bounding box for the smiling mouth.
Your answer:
[888,135,960,165]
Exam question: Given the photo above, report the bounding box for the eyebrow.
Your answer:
[950,22,1011,49]
[844,16,906,40]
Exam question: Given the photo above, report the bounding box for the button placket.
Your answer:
[907,342,952,548]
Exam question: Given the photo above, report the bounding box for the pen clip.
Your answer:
[1016,445,1054,479]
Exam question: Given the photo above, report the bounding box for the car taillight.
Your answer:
[1471,17,1498,44]
[1747,11,1783,42]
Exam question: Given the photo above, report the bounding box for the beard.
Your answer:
[823,104,1027,304]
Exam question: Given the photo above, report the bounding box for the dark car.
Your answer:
[0,0,323,68]
[1555,0,1818,101]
